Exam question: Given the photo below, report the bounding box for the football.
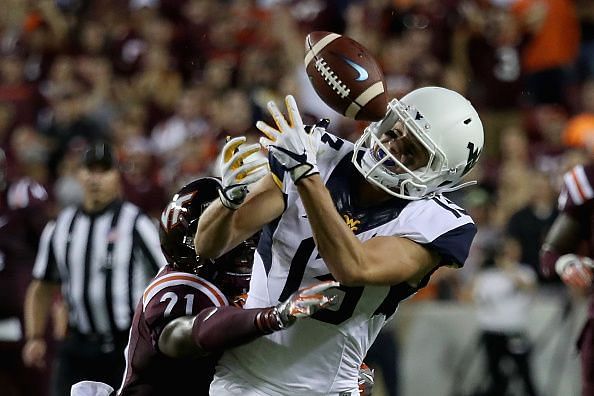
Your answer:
[304,31,388,121]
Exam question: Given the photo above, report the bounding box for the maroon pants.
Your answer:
[579,319,594,396]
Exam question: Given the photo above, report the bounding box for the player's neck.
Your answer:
[356,179,393,207]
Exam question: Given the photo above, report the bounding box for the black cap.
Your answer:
[82,142,117,170]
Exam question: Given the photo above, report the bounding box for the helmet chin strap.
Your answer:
[436,180,477,194]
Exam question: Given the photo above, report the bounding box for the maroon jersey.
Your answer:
[557,163,594,317]
[0,178,49,320]
[117,265,229,396]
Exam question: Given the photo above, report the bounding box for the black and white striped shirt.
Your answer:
[33,200,167,336]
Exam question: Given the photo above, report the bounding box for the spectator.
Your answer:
[511,0,580,106]
[562,79,594,151]
[575,0,594,81]
[119,137,167,219]
[493,126,535,226]
[457,1,524,159]
[506,172,558,282]
[0,147,55,396]
[472,237,539,396]
[22,142,167,395]
[8,125,51,186]
[38,80,106,179]
[131,44,183,128]
[0,52,40,127]
[149,86,211,157]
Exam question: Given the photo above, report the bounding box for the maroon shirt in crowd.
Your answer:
[0,177,49,320]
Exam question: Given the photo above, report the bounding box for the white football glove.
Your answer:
[218,136,268,210]
[555,254,594,289]
[257,95,322,183]
[275,280,340,328]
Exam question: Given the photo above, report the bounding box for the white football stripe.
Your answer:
[345,102,361,119]
[345,81,384,118]
[304,33,341,68]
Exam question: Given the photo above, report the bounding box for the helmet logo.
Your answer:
[343,214,361,232]
[161,192,195,230]
[462,142,481,176]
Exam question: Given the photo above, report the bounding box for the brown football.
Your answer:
[304,31,388,121]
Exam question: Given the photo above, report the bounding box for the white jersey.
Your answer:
[212,132,477,395]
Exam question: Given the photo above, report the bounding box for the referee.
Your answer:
[22,142,167,396]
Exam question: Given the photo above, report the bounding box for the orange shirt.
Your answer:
[512,0,580,72]
[562,113,594,148]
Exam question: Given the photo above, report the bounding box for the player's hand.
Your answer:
[257,95,321,183]
[275,280,340,328]
[555,254,594,289]
[218,136,268,210]
[22,338,47,369]
[358,362,375,396]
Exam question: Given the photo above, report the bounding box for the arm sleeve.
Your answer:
[32,221,61,282]
[428,223,477,268]
[192,306,265,352]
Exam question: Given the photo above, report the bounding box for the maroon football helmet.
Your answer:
[208,233,258,301]
[159,177,259,298]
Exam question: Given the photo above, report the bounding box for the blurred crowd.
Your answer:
[1,0,594,297]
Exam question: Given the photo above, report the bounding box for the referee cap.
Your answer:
[82,142,117,170]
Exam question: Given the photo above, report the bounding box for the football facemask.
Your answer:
[352,87,484,200]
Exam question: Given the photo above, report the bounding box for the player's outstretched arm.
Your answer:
[158,281,339,358]
[195,137,284,260]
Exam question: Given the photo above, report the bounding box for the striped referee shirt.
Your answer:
[33,200,167,336]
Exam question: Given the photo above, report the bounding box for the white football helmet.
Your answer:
[352,86,484,200]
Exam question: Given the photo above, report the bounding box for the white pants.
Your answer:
[71,381,114,396]
[209,366,272,396]
[209,366,359,396]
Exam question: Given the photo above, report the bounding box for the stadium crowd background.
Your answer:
[1,0,594,395]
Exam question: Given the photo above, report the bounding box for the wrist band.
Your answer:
[254,307,284,333]
[555,254,579,276]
